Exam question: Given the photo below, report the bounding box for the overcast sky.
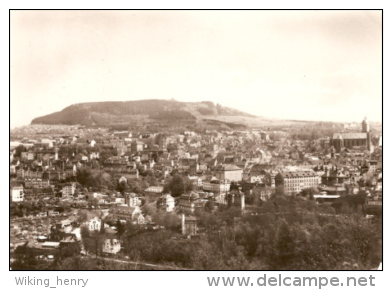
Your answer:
[10,10,382,128]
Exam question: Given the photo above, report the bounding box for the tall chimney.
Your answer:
[181,214,186,235]
[54,147,59,161]
[241,192,245,212]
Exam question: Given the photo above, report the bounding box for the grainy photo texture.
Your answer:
[10,10,382,270]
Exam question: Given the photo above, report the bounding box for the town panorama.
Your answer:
[10,102,382,270]
[10,10,382,271]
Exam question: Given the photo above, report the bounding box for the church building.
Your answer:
[331,117,373,153]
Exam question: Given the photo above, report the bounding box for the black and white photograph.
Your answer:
[9,9,382,274]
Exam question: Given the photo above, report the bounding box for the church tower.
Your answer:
[362,117,372,152]
[336,135,343,153]
[362,117,370,133]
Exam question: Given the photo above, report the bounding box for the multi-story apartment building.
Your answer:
[275,172,320,195]
[21,151,35,161]
[23,187,54,201]
[16,168,44,179]
[24,178,51,188]
[215,164,243,182]
[85,217,101,232]
[202,179,230,196]
[131,141,144,152]
[157,194,176,212]
[10,184,24,202]
[181,214,198,236]
[124,193,142,207]
[111,205,144,224]
[368,160,378,174]
[102,238,121,254]
[177,192,206,214]
[43,170,67,181]
[62,183,77,198]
